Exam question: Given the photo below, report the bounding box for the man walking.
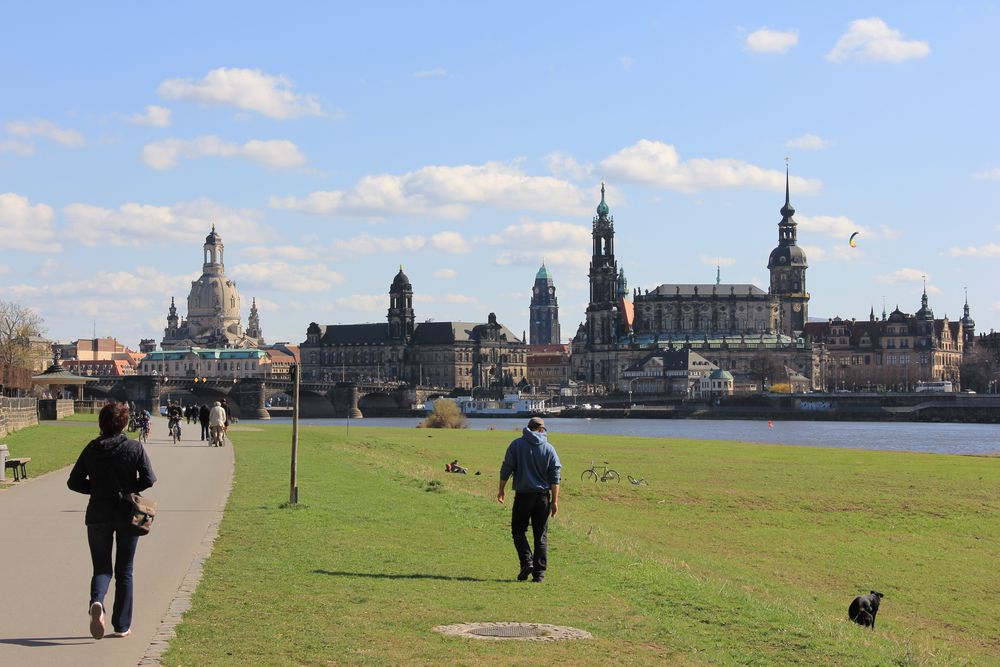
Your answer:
[497,416,561,583]
[199,404,210,442]
[208,401,226,447]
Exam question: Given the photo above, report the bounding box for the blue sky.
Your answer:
[1,2,998,347]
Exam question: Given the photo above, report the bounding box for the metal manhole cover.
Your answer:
[433,622,591,642]
[469,625,547,638]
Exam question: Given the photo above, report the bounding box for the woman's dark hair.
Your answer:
[99,402,130,436]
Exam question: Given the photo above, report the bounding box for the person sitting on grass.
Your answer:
[446,459,468,474]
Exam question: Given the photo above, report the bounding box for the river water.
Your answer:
[266,417,1000,455]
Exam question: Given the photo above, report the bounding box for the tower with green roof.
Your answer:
[529,261,561,345]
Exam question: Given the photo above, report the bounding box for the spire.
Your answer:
[716,262,721,285]
[870,306,875,321]
[780,161,795,219]
[964,287,970,317]
[596,181,610,217]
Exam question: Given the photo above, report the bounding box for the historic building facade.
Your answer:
[804,288,968,390]
[529,263,560,345]
[300,268,527,389]
[571,177,824,390]
[161,227,264,350]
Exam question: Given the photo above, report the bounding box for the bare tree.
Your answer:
[0,300,46,370]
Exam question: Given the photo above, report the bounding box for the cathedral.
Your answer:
[571,176,822,390]
[161,226,264,350]
[300,267,527,388]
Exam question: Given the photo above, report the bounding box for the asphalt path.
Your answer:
[0,416,233,666]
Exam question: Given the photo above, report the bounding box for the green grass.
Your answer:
[0,420,100,485]
[164,425,1000,666]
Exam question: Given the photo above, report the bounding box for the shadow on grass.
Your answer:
[312,569,514,583]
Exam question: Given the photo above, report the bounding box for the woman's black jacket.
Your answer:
[67,433,156,525]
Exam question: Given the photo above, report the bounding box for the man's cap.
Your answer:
[527,416,546,429]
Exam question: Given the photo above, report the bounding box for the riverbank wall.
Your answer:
[560,393,1000,424]
[0,398,39,437]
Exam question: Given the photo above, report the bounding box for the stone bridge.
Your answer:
[81,376,440,419]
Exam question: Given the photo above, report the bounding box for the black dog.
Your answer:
[848,591,884,629]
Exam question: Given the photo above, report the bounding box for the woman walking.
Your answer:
[67,402,156,640]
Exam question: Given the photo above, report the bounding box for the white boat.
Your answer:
[428,394,546,417]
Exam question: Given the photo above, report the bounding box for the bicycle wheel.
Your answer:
[581,469,599,482]
[603,469,621,483]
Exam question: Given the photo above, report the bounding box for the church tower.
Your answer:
[388,266,415,341]
[529,262,560,345]
[164,296,180,341]
[961,289,975,352]
[767,166,809,334]
[586,183,619,346]
[246,298,264,346]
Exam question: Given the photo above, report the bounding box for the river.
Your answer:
[264,417,1000,455]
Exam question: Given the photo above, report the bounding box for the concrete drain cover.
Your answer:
[433,622,591,642]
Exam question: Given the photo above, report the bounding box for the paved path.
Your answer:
[0,417,233,666]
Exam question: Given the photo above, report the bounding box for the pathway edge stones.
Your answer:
[138,448,235,666]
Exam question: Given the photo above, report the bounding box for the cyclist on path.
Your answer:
[497,416,561,583]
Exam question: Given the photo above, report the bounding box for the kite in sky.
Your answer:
[849,232,860,248]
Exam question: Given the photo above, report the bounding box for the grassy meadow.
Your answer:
[163,424,999,666]
[0,416,101,485]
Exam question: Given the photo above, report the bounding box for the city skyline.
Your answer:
[1,3,998,348]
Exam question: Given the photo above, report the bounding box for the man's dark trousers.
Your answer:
[511,491,550,578]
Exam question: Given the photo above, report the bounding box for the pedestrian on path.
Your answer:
[199,403,210,441]
[67,402,157,640]
[209,401,226,446]
[497,416,561,583]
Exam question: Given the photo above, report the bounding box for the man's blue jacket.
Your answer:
[500,427,561,493]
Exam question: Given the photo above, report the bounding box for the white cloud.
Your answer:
[157,67,323,119]
[0,193,61,252]
[243,245,319,261]
[130,105,172,127]
[335,294,387,312]
[141,135,306,170]
[433,268,457,279]
[795,214,901,243]
[973,168,1000,181]
[270,160,589,218]
[799,244,859,263]
[620,56,634,70]
[6,119,85,147]
[5,266,192,300]
[875,268,930,284]
[785,134,830,150]
[413,67,447,78]
[699,255,737,267]
[445,294,478,305]
[63,198,271,247]
[230,261,344,293]
[600,140,822,194]
[746,28,799,54]
[431,231,470,254]
[331,233,428,255]
[545,152,593,181]
[827,18,930,63]
[488,220,592,272]
[0,139,35,156]
[946,243,1000,258]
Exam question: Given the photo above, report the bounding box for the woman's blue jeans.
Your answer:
[87,523,140,633]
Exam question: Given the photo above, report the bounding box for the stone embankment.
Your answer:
[560,393,1000,424]
[0,397,39,437]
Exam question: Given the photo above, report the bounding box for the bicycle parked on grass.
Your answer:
[581,460,620,483]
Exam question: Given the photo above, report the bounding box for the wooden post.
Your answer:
[289,363,300,505]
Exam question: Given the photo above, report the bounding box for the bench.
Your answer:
[4,457,31,482]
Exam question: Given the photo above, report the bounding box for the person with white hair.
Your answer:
[208,401,226,447]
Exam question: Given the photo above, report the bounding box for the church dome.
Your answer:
[535,263,552,281]
[887,308,908,324]
[205,225,222,245]
[767,244,808,269]
[596,183,609,217]
[391,266,411,289]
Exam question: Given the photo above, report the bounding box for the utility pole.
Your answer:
[289,363,300,505]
